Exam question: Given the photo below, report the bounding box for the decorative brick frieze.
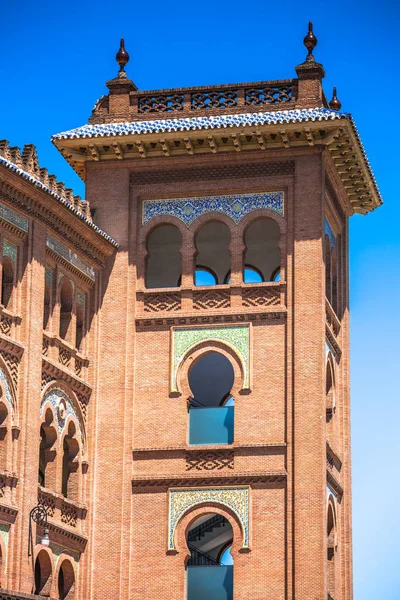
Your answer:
[186,450,234,471]
[135,310,287,328]
[131,160,295,187]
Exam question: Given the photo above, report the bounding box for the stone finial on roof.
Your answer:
[329,87,342,111]
[116,38,129,78]
[304,21,317,62]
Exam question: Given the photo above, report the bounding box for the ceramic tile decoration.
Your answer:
[41,388,82,440]
[325,218,336,248]
[46,234,95,281]
[143,192,284,227]
[168,486,250,550]
[0,367,13,413]
[3,240,17,266]
[0,202,29,233]
[171,324,250,392]
[54,108,345,140]
[0,156,116,245]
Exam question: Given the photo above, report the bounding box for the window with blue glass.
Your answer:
[243,218,280,282]
[188,352,234,445]
[187,514,233,600]
[194,222,231,286]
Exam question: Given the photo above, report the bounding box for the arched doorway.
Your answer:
[187,513,233,600]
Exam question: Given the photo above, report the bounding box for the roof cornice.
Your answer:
[52,108,382,215]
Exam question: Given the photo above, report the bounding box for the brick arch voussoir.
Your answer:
[177,340,245,399]
[42,382,86,450]
[54,554,77,600]
[174,502,244,563]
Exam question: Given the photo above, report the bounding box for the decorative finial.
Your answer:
[329,87,342,111]
[116,38,129,77]
[303,21,317,62]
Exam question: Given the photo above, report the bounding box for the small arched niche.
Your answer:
[34,549,53,597]
[194,222,231,286]
[58,558,76,600]
[243,218,280,283]
[327,501,337,598]
[146,224,182,289]
[188,352,234,445]
[186,513,234,600]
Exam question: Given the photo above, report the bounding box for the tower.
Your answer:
[0,24,381,600]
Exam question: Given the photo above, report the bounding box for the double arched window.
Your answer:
[39,387,84,503]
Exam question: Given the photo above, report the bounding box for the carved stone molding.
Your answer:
[168,486,250,550]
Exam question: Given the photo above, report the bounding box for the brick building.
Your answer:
[0,23,382,600]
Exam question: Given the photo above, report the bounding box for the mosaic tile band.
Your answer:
[46,234,95,281]
[0,202,29,233]
[171,325,250,391]
[41,388,82,441]
[168,486,249,550]
[143,192,284,227]
[0,367,13,414]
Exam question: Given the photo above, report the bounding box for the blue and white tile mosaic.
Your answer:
[3,240,17,266]
[143,192,283,227]
[0,367,13,414]
[53,108,346,140]
[324,218,336,248]
[172,324,250,392]
[46,234,95,281]
[41,388,82,441]
[0,202,28,233]
[168,486,250,550]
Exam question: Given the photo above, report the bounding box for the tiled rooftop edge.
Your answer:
[0,154,118,247]
[53,107,345,139]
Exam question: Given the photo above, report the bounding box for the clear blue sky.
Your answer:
[2,1,399,597]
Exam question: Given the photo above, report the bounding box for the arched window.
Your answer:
[187,514,233,600]
[146,225,182,288]
[75,304,84,352]
[43,282,51,330]
[38,409,57,489]
[331,249,338,315]
[195,222,230,286]
[327,502,336,598]
[58,559,75,600]
[0,401,8,470]
[325,235,332,305]
[243,219,280,283]
[326,357,338,448]
[188,352,234,445]
[62,421,80,501]
[59,279,73,341]
[1,257,14,309]
[34,549,53,596]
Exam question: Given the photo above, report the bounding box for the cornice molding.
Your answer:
[132,470,287,488]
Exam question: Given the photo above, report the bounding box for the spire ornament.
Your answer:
[329,87,342,111]
[116,38,129,78]
[304,21,317,62]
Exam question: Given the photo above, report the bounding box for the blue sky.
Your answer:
[2,1,399,597]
